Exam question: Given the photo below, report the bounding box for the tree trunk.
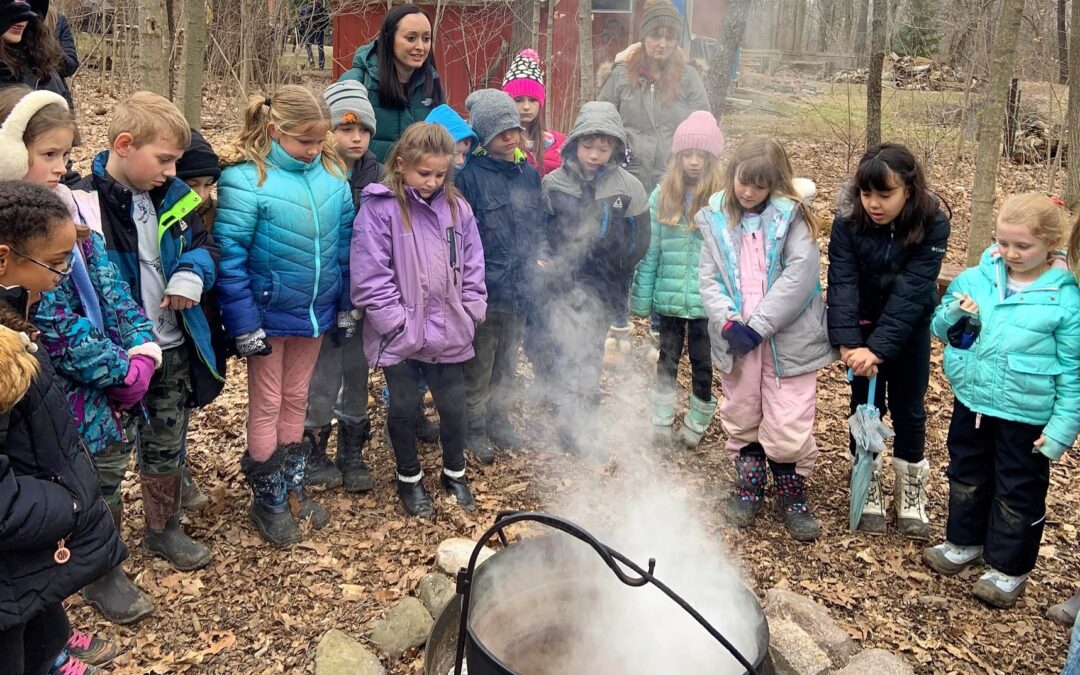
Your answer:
[577,0,594,102]
[706,0,753,117]
[1058,0,1069,84]
[818,0,834,52]
[137,0,171,96]
[530,0,540,52]
[178,0,206,126]
[1066,0,1080,209]
[509,0,533,59]
[853,0,870,58]
[968,0,1027,265]
[866,0,886,148]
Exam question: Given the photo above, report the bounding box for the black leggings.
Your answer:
[384,360,467,478]
[0,603,70,675]
[656,315,713,401]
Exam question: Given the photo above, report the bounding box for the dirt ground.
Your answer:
[58,67,1080,674]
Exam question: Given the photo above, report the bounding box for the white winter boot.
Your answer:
[893,457,931,540]
[603,326,633,367]
[856,453,887,534]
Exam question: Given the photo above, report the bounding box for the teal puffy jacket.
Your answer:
[630,188,706,319]
[932,246,1080,457]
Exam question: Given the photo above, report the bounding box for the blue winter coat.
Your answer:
[932,246,1080,457]
[215,142,354,338]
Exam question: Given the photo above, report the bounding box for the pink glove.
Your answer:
[106,355,156,410]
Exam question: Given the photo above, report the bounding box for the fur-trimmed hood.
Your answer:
[0,324,38,412]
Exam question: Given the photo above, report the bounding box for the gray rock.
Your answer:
[436,538,495,575]
[315,629,386,675]
[765,588,856,667]
[369,597,435,659]
[768,618,832,675]
[418,572,457,618]
[834,648,915,675]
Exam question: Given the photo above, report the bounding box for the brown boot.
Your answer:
[141,470,212,571]
[82,502,154,624]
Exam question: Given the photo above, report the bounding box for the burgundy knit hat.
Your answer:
[502,49,546,109]
[671,111,725,159]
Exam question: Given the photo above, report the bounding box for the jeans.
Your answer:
[656,315,712,400]
[464,311,524,429]
[0,603,69,675]
[384,360,467,478]
[304,31,324,68]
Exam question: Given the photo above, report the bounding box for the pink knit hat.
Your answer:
[502,49,546,109]
[671,110,725,159]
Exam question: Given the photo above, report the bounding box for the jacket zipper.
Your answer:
[299,175,324,337]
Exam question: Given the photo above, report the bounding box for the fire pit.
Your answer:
[425,512,770,675]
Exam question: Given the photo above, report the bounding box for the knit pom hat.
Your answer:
[323,80,377,134]
[0,89,68,181]
[464,88,524,147]
[502,48,546,109]
[671,110,725,160]
[176,128,221,182]
[639,0,683,43]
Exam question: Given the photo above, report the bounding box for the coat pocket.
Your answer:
[1006,352,1061,413]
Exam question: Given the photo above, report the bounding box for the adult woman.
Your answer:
[0,0,66,100]
[339,4,445,162]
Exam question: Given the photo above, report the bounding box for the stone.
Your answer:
[368,597,434,659]
[418,572,457,618]
[916,594,950,609]
[315,629,386,675]
[436,537,495,575]
[768,618,832,675]
[765,588,857,667]
[834,648,915,675]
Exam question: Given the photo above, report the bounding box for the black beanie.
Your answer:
[176,128,221,182]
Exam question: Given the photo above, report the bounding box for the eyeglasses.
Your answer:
[7,246,75,280]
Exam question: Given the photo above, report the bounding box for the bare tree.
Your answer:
[866,0,886,148]
[968,0,1027,264]
[178,0,207,125]
[1067,0,1080,209]
[707,0,751,117]
[853,0,870,57]
[578,0,594,102]
[138,0,171,95]
[1059,0,1069,83]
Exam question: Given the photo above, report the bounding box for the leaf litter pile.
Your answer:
[61,75,1078,674]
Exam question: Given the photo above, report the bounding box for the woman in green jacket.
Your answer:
[338,4,444,162]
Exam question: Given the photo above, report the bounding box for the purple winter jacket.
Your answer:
[351,182,487,367]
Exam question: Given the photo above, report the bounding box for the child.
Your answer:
[827,143,950,539]
[426,103,478,169]
[540,101,650,456]
[501,48,564,176]
[216,86,354,547]
[300,80,383,493]
[352,122,486,518]
[0,180,125,675]
[631,111,724,449]
[923,194,1080,608]
[456,89,543,464]
[75,92,220,573]
[698,136,832,542]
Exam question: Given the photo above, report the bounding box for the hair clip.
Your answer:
[1050,195,1065,207]
[264,96,272,108]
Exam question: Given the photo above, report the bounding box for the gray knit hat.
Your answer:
[323,80,376,134]
[464,89,524,148]
[639,0,683,43]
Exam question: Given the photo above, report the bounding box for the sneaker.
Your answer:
[923,541,983,575]
[65,630,119,666]
[972,568,1028,608]
[51,654,104,675]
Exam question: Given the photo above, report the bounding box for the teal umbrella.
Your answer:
[847,370,894,531]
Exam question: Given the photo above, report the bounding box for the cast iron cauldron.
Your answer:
[424,512,770,675]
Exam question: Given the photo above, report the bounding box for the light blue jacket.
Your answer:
[932,246,1080,458]
[215,142,354,338]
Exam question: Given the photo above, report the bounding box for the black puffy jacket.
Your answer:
[0,301,126,630]
[826,208,951,361]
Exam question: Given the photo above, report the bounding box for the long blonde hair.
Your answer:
[383,122,462,232]
[657,150,723,229]
[721,136,818,237]
[219,85,345,185]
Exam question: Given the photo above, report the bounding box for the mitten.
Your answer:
[236,329,272,357]
[106,355,156,410]
[722,321,763,357]
[337,309,357,338]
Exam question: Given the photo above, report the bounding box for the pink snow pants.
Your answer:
[246,336,323,461]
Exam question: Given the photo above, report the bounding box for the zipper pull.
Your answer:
[975,413,983,429]
[54,539,71,564]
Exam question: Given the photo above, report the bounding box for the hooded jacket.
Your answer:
[932,246,1080,457]
[631,187,706,320]
[541,101,650,310]
[351,183,487,367]
[215,142,355,339]
[339,42,445,162]
[425,104,479,157]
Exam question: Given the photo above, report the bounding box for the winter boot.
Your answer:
[141,469,213,571]
[466,421,497,465]
[651,389,676,446]
[487,412,524,450]
[602,326,633,367]
[82,503,154,625]
[770,460,821,542]
[973,568,1029,608]
[855,453,887,534]
[922,541,983,575]
[676,394,717,448]
[65,629,120,666]
[241,448,302,548]
[397,472,434,518]
[302,424,343,489]
[892,457,930,540]
[1049,587,1080,626]
[417,406,440,443]
[440,468,476,511]
[335,420,374,493]
[180,463,209,512]
[282,440,331,529]
[726,443,767,527]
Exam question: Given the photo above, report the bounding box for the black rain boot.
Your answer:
[397,473,434,518]
[770,460,821,542]
[487,412,524,451]
[180,463,210,512]
[302,424,343,489]
[440,469,476,511]
[335,419,374,493]
[416,405,440,443]
[727,443,767,527]
[282,440,331,529]
[141,469,213,571]
[466,421,497,465]
[82,502,155,624]
[242,449,302,548]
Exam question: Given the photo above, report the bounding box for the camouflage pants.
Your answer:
[94,347,192,506]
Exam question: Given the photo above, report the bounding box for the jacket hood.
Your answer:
[561,101,627,163]
[0,324,38,413]
[979,244,1078,290]
[425,104,479,150]
[351,42,379,83]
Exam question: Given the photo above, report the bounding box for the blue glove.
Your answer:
[722,321,763,357]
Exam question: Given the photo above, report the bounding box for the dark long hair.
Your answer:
[376,5,443,111]
[847,143,938,246]
[0,15,61,81]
